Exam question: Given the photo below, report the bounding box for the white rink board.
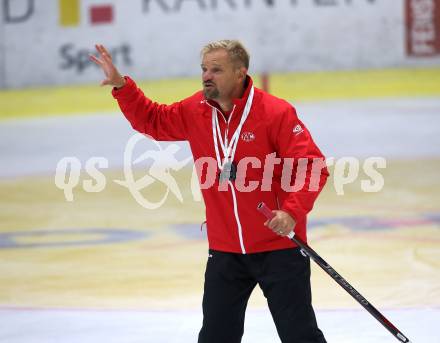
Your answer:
[1,0,440,88]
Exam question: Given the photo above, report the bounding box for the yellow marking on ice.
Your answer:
[0,161,439,309]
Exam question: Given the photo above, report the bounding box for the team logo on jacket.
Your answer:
[293,124,304,136]
[241,131,255,142]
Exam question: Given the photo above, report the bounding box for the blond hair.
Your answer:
[201,39,250,69]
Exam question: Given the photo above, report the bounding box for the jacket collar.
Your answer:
[205,75,253,116]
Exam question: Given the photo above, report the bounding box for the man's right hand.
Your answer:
[90,44,126,88]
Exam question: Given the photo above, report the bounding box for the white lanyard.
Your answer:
[212,86,254,170]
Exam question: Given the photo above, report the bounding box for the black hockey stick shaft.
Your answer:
[257,202,411,343]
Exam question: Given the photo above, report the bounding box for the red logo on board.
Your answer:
[405,0,440,56]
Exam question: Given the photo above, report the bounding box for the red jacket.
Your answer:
[113,76,328,254]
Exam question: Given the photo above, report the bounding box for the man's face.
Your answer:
[201,49,243,101]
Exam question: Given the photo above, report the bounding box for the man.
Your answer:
[91,40,328,342]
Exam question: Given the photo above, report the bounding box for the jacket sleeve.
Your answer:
[272,105,329,227]
[112,76,188,141]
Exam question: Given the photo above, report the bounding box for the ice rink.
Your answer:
[0,97,439,342]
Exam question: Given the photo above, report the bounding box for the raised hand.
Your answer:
[90,44,126,88]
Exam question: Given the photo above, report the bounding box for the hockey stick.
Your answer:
[257,202,412,343]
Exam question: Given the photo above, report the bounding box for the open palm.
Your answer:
[90,44,126,88]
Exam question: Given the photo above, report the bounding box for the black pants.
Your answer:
[197,248,326,343]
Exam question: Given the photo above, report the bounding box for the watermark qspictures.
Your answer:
[54,133,386,210]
